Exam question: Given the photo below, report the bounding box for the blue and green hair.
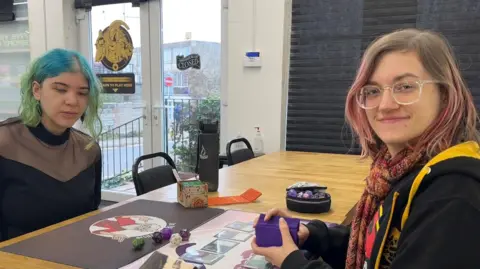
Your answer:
[18,48,103,146]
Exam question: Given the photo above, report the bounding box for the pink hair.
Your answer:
[345,29,480,159]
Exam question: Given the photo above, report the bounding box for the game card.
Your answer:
[226,221,255,233]
[200,239,239,254]
[243,255,276,269]
[214,229,253,242]
[180,250,223,265]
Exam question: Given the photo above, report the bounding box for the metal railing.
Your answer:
[98,116,143,189]
[98,97,220,190]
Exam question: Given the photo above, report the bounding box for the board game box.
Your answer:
[177,180,209,208]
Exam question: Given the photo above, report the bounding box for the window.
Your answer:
[173,72,187,87]
[164,49,172,64]
[173,46,190,58]
[0,1,29,121]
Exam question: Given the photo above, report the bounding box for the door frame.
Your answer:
[77,0,164,201]
[220,0,229,154]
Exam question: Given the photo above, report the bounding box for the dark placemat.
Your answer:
[0,199,225,269]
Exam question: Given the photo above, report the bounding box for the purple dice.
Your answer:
[287,189,297,198]
[160,227,173,240]
[255,213,300,247]
[179,229,191,241]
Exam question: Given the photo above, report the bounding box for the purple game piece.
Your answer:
[305,190,313,196]
[160,227,173,240]
[179,229,191,241]
[255,213,300,247]
[152,231,163,243]
[287,189,297,197]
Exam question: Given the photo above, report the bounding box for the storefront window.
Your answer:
[0,1,29,121]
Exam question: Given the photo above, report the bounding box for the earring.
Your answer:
[81,114,85,122]
[36,100,42,115]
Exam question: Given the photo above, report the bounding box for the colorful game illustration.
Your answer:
[89,215,168,242]
[122,210,278,269]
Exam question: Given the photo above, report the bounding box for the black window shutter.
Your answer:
[286,0,480,154]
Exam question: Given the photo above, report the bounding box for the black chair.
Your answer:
[132,152,177,196]
[226,138,255,166]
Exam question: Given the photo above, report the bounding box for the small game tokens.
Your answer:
[152,231,163,244]
[160,227,173,240]
[170,233,182,246]
[132,237,145,250]
[179,229,191,241]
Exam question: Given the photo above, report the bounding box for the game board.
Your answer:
[123,210,340,269]
[1,199,338,269]
[0,200,224,269]
[123,210,271,269]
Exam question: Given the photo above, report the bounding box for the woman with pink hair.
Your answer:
[251,28,480,269]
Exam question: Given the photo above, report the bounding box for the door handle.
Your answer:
[133,103,149,125]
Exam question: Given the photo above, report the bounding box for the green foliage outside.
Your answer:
[101,169,133,189]
[169,95,221,172]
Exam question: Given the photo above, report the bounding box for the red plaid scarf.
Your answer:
[345,146,424,269]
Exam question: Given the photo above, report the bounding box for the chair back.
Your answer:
[132,152,177,195]
[226,138,255,165]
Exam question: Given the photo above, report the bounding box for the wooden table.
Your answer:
[0,151,370,269]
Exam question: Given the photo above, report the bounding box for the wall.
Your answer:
[223,0,291,154]
[28,0,80,59]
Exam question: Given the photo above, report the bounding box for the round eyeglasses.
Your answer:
[356,80,440,109]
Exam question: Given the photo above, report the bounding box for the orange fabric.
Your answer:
[208,188,262,206]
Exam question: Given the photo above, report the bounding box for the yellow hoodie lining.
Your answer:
[400,141,480,229]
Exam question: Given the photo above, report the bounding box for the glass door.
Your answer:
[161,0,222,172]
[78,1,163,200]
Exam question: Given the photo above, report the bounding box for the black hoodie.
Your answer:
[282,141,480,269]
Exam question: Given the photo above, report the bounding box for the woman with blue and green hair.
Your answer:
[0,48,104,241]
